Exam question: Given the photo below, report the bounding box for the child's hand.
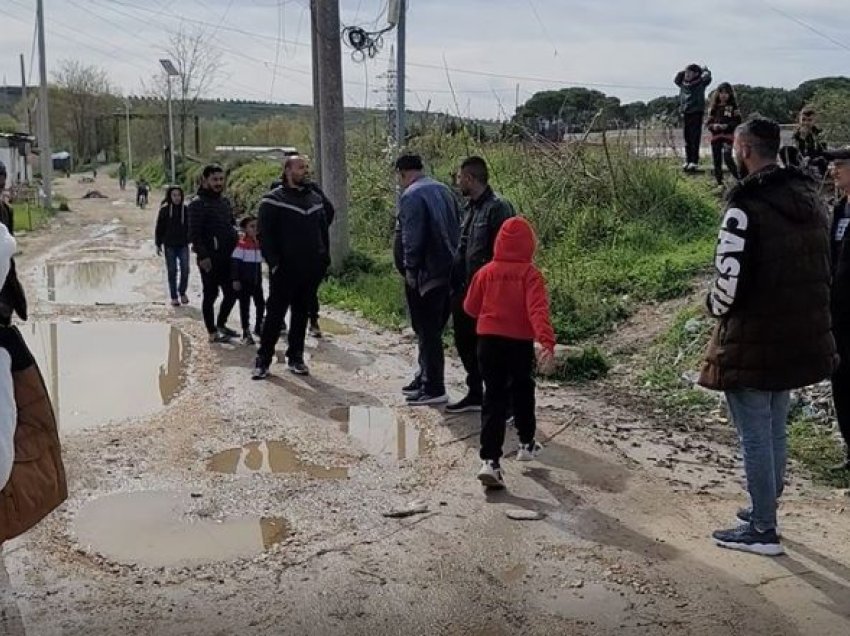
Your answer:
[233,281,242,292]
[536,347,556,376]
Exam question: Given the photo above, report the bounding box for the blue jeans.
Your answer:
[725,390,790,532]
[164,246,190,300]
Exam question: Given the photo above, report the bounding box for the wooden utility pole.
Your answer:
[20,54,30,181]
[315,0,349,271]
[36,0,52,207]
[310,0,322,182]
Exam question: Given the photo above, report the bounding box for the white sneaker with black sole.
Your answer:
[406,391,448,406]
[477,460,506,489]
[516,441,543,462]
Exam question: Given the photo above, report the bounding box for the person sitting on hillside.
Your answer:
[706,83,742,187]
[791,107,828,175]
[674,63,712,172]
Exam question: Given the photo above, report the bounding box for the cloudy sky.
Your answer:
[1,0,849,119]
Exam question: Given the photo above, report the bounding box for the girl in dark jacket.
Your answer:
[155,186,190,307]
[706,82,742,186]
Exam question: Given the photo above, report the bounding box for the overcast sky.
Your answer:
[2,0,849,120]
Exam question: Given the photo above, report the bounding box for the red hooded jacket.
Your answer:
[463,217,556,352]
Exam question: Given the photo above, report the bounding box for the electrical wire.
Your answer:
[758,0,850,54]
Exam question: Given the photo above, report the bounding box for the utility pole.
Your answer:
[315,0,349,271]
[125,98,133,177]
[160,59,179,184]
[310,0,322,182]
[20,54,29,182]
[395,0,406,149]
[36,0,52,208]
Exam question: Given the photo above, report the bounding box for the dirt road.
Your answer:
[1,175,850,635]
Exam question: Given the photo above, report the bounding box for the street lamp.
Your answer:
[159,58,179,184]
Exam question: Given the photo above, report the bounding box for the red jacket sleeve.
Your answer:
[463,268,486,318]
[524,266,556,352]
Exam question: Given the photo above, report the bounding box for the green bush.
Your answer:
[554,346,610,383]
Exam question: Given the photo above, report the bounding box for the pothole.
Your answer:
[207,440,348,479]
[42,257,158,304]
[317,317,353,336]
[338,406,427,461]
[73,491,288,568]
[20,321,189,432]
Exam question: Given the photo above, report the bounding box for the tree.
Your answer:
[810,88,850,145]
[147,25,224,159]
[0,114,20,134]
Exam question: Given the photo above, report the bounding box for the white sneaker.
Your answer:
[516,441,543,462]
[477,460,506,489]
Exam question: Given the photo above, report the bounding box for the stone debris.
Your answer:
[382,501,429,518]
[506,509,545,521]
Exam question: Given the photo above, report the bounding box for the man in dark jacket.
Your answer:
[674,64,712,172]
[0,162,13,233]
[252,156,331,379]
[394,154,461,406]
[187,164,239,343]
[0,162,25,325]
[698,118,837,557]
[446,156,515,414]
[827,150,850,470]
[155,185,190,307]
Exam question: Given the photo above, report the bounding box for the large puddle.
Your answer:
[207,440,348,479]
[20,322,189,432]
[74,491,288,568]
[338,406,426,462]
[42,258,158,304]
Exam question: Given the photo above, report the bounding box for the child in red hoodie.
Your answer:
[232,216,265,346]
[463,216,556,489]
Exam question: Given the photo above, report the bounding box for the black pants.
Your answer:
[834,328,850,455]
[452,292,482,399]
[200,257,237,335]
[258,268,322,365]
[407,285,451,395]
[683,112,704,165]
[238,281,265,333]
[711,138,739,184]
[479,336,536,462]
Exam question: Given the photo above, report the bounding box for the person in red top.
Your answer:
[464,216,556,489]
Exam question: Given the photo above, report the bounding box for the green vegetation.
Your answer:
[554,346,610,383]
[11,202,54,232]
[789,414,850,489]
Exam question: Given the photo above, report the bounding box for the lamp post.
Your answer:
[159,59,179,184]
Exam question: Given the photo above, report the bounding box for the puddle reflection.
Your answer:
[43,258,155,304]
[341,406,426,461]
[207,440,348,479]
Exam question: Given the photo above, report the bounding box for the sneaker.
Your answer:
[241,331,255,346]
[171,298,180,307]
[477,460,506,490]
[180,294,189,305]
[406,391,449,406]
[287,360,310,376]
[217,325,239,338]
[309,320,323,339]
[209,331,231,344]
[735,508,782,537]
[445,394,482,414]
[252,359,270,380]
[516,441,544,462]
[402,377,422,397]
[682,162,690,170]
[713,524,784,557]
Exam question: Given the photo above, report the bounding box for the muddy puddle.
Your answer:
[42,257,158,304]
[20,322,188,432]
[337,406,427,461]
[74,491,288,568]
[207,440,348,479]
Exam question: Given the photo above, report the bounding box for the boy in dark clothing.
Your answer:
[232,216,265,346]
[793,107,828,175]
[155,185,190,307]
[706,82,742,186]
[675,63,712,171]
[187,164,239,343]
[463,216,556,490]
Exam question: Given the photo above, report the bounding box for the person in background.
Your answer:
[253,156,332,379]
[793,107,828,175]
[0,162,12,233]
[699,118,837,556]
[118,161,128,190]
[827,150,850,470]
[0,221,67,546]
[155,185,190,307]
[136,178,150,208]
[447,156,515,414]
[394,153,461,406]
[188,165,239,343]
[463,216,556,490]
[232,215,265,346]
[706,82,742,187]
[675,63,712,172]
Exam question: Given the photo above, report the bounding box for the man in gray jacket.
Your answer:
[446,156,515,414]
[394,154,461,406]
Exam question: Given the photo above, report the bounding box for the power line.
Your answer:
[525,0,558,57]
[758,0,850,54]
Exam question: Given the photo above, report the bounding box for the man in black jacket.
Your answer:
[253,156,331,379]
[674,64,712,172]
[446,156,515,414]
[187,165,239,343]
[155,185,190,307]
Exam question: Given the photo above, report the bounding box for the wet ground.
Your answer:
[2,175,850,635]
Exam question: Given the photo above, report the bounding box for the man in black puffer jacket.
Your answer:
[188,164,239,343]
[252,156,332,379]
